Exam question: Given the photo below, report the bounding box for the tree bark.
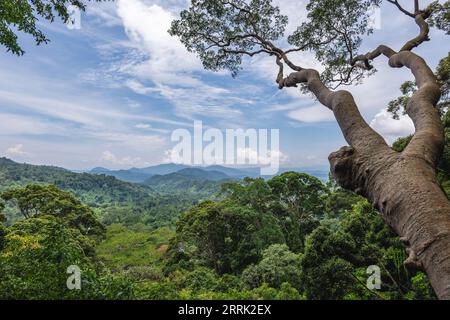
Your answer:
[273,7,450,298]
[328,47,450,299]
[329,145,450,299]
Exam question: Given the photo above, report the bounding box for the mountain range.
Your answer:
[89,163,329,183]
[0,157,154,208]
[0,157,329,227]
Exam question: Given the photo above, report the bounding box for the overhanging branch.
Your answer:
[387,0,415,18]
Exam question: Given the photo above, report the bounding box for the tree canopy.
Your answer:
[170,0,450,299]
[170,0,390,86]
[170,0,448,87]
[0,0,106,55]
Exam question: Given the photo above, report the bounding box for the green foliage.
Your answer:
[0,0,105,55]
[1,184,106,240]
[242,244,301,289]
[0,157,219,230]
[163,171,436,300]
[169,199,284,274]
[170,0,383,86]
[0,158,154,210]
[134,280,178,300]
[220,172,326,252]
[0,185,134,300]
[301,200,435,299]
[0,162,438,300]
[387,81,416,120]
[427,1,450,34]
[288,0,381,86]
[144,171,224,198]
[96,224,173,274]
[169,0,288,76]
[0,210,6,251]
[392,135,413,152]
[405,272,436,300]
[388,53,449,119]
[0,183,129,299]
[0,215,88,299]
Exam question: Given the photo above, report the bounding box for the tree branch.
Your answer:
[350,9,442,166]
[390,51,443,166]
[275,58,388,153]
[400,14,430,51]
[351,10,431,69]
[387,0,415,18]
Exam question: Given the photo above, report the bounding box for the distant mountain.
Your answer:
[89,164,254,183]
[137,163,190,175]
[0,157,230,229]
[275,168,330,181]
[143,167,232,196]
[201,165,253,178]
[0,157,154,208]
[90,168,153,183]
[88,162,330,183]
[90,167,110,173]
[88,163,192,183]
[176,168,230,181]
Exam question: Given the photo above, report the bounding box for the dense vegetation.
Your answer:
[1,89,448,300]
[1,165,444,299]
[0,158,216,228]
[1,55,448,297]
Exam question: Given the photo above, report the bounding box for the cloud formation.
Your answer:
[5,144,29,157]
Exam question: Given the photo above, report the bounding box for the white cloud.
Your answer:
[86,2,123,27]
[288,105,335,123]
[100,150,143,166]
[135,123,152,129]
[99,0,246,120]
[236,147,289,166]
[5,144,29,156]
[370,110,415,144]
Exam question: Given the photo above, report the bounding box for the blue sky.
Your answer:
[0,0,448,170]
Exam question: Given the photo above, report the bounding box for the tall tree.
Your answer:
[169,0,450,298]
[0,0,106,55]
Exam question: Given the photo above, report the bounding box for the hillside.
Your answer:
[0,157,227,229]
[90,162,329,183]
[0,157,154,208]
[89,163,190,182]
[90,167,153,183]
[143,168,230,196]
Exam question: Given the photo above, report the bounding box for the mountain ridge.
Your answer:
[88,163,329,183]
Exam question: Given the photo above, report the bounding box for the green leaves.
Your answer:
[169,0,288,76]
[1,184,106,240]
[427,0,450,35]
[242,244,302,290]
[0,0,105,55]
[288,0,381,86]
[170,0,384,85]
[387,53,449,119]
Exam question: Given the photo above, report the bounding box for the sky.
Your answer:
[0,0,448,171]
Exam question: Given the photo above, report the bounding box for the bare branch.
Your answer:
[387,0,415,18]
[351,45,396,69]
[400,14,430,51]
[351,9,432,70]
[351,10,442,166]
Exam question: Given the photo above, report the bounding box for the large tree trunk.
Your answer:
[275,11,450,299]
[330,146,450,299]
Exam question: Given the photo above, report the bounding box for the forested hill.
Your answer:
[0,157,154,208]
[0,157,225,229]
[143,168,231,196]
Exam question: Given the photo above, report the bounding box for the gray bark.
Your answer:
[276,13,450,299]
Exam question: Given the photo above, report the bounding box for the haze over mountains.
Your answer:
[89,163,329,183]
